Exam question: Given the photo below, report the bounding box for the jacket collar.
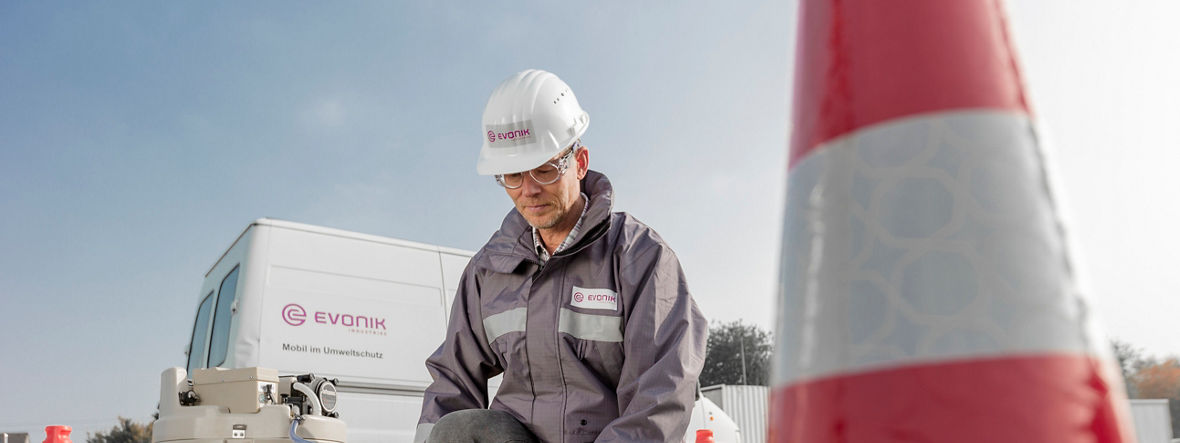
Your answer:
[482,170,614,272]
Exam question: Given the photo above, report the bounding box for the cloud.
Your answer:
[301,97,347,129]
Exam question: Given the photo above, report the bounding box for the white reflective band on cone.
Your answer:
[774,110,1102,386]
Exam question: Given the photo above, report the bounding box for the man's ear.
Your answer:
[576,147,590,179]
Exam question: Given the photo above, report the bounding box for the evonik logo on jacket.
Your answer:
[571,286,618,310]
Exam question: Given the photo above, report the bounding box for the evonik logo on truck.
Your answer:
[281,303,388,336]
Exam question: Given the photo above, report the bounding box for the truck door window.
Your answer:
[207,265,240,367]
[186,291,215,373]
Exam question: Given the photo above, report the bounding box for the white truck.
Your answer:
[182,218,738,442]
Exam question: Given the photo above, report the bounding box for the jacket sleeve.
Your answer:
[598,239,709,443]
[415,261,502,443]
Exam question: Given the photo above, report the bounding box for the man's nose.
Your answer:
[519,172,543,195]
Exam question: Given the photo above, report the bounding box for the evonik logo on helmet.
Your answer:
[485,120,536,148]
[280,302,387,335]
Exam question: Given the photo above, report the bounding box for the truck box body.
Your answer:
[185,219,484,442]
[185,218,734,442]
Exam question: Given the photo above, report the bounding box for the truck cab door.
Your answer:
[186,264,241,371]
[186,291,215,373]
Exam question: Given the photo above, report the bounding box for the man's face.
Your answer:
[506,147,589,231]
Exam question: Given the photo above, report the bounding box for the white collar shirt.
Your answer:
[532,192,590,263]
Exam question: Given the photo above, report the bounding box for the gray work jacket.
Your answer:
[416,171,707,443]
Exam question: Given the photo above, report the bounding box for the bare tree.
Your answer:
[1112,339,1146,397]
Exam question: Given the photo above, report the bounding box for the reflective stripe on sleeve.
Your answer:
[483,308,527,345]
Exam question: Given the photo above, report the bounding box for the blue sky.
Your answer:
[2,0,1178,437]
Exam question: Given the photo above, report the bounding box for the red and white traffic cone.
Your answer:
[43,426,71,443]
[769,0,1135,442]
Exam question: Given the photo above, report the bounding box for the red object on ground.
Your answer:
[43,425,72,443]
[695,429,715,443]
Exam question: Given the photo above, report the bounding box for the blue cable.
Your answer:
[288,416,314,443]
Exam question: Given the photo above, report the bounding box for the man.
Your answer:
[415,69,707,443]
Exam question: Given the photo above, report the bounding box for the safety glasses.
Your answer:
[495,142,579,189]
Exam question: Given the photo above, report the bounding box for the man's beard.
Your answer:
[524,203,566,230]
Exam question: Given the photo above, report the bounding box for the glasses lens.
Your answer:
[499,148,573,188]
[498,173,524,188]
[531,164,560,184]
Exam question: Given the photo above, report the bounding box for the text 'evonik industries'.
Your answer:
[314,311,386,330]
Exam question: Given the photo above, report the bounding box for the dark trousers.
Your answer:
[429,409,539,443]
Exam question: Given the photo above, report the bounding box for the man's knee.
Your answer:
[429,409,538,443]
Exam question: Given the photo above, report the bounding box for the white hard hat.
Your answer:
[477,69,590,175]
